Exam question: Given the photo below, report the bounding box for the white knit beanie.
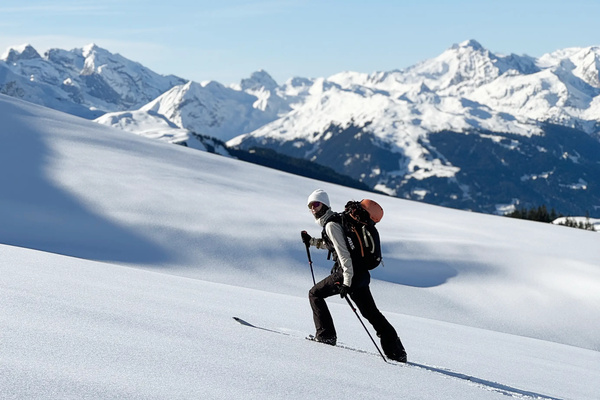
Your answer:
[307,189,330,208]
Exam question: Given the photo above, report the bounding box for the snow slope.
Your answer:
[1,94,599,399]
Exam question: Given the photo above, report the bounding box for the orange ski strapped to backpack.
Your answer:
[359,199,384,223]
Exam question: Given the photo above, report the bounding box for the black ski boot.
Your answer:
[382,337,407,363]
[306,334,337,346]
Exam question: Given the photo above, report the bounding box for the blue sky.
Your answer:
[1,0,599,85]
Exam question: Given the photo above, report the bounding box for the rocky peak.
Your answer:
[240,70,279,92]
[1,44,41,63]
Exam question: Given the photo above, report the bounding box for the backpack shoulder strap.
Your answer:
[325,212,342,225]
[321,212,344,261]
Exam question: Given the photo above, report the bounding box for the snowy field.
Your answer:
[1,94,599,399]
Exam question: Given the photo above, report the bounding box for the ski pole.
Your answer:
[304,242,316,285]
[344,296,388,363]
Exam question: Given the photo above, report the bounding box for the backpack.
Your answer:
[323,199,384,271]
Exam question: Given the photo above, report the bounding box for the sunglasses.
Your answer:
[308,201,322,209]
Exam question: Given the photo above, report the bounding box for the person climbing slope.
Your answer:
[301,189,407,362]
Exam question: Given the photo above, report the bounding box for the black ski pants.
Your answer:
[308,270,403,355]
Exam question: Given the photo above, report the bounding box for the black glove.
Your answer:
[338,284,351,299]
[301,230,312,246]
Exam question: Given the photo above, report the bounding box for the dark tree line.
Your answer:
[507,205,561,223]
[507,205,596,231]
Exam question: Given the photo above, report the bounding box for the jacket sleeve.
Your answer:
[325,222,353,287]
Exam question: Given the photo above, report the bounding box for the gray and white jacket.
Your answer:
[310,209,354,287]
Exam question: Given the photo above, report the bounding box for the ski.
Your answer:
[233,316,562,400]
[232,317,290,336]
[233,317,377,356]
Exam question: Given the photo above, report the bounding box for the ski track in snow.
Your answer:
[233,317,563,400]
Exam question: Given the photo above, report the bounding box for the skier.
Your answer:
[302,189,407,362]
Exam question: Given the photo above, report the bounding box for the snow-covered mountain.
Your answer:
[94,69,305,148]
[132,79,283,142]
[1,93,599,399]
[0,43,185,117]
[228,40,600,215]
[2,40,600,216]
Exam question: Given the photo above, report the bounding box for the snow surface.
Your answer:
[1,94,599,399]
[94,109,191,144]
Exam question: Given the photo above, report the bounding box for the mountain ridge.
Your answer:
[2,40,599,216]
[1,42,185,117]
